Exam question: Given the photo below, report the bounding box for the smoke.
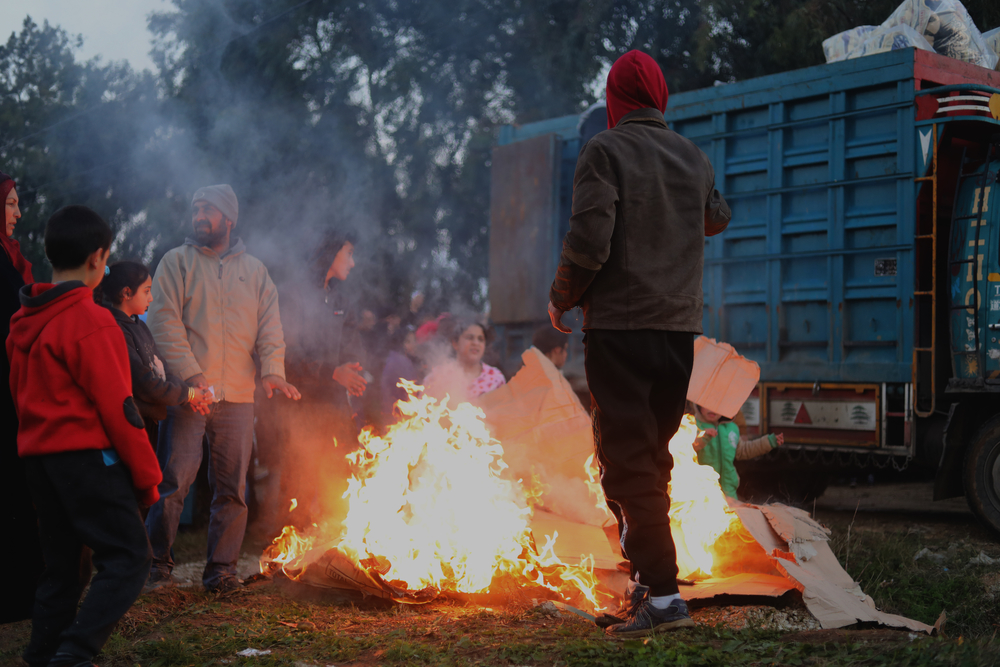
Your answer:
[88,0,488,322]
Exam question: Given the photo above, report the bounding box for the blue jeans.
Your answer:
[145,401,254,587]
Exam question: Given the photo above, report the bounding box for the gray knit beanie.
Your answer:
[192,184,238,224]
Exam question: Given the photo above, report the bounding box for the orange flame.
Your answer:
[262,381,604,609]
[260,385,737,606]
[583,453,613,519]
[260,525,316,579]
[523,469,548,510]
[668,414,739,579]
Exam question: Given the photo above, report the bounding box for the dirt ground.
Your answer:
[814,480,975,516]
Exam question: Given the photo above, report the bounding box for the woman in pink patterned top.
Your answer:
[424,319,505,402]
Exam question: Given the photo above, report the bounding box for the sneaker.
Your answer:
[605,598,695,638]
[142,569,177,593]
[595,582,649,628]
[206,576,243,594]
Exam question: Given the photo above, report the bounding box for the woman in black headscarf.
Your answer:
[0,171,43,624]
[272,229,369,530]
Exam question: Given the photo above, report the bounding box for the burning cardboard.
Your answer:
[261,376,607,611]
[476,347,606,526]
[261,349,933,633]
[687,336,760,419]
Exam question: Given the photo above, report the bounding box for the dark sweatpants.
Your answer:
[22,450,152,666]
[585,329,694,597]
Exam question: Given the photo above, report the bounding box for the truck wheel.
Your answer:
[964,417,1000,537]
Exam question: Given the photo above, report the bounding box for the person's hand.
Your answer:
[262,374,301,400]
[693,427,717,452]
[548,301,571,334]
[774,433,784,447]
[187,387,213,415]
[186,373,208,389]
[333,362,367,397]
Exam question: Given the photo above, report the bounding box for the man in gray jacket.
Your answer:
[549,51,730,637]
[146,184,300,593]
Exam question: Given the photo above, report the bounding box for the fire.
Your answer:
[260,525,316,579]
[580,419,738,581]
[260,386,736,607]
[263,381,604,609]
[584,454,613,519]
[667,414,739,579]
[337,382,534,593]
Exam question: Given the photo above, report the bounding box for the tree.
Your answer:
[5,0,999,299]
[0,18,165,279]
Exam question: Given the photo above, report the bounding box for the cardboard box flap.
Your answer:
[530,509,620,571]
[477,348,607,526]
[679,573,797,601]
[687,337,760,419]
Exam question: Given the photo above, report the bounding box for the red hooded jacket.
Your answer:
[606,50,669,128]
[7,281,161,505]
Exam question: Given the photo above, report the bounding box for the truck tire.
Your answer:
[964,417,1000,537]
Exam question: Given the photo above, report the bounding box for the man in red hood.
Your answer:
[7,205,160,667]
[549,50,730,637]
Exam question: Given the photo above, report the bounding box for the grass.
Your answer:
[3,581,998,667]
[2,510,998,666]
[820,511,1000,639]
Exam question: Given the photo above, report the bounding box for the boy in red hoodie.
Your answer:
[7,205,162,667]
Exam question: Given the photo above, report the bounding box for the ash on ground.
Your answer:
[171,553,261,586]
[691,604,820,632]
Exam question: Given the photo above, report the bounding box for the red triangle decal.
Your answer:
[794,403,812,425]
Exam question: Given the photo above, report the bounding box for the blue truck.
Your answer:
[488,48,1000,533]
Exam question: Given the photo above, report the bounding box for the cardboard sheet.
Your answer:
[288,346,931,632]
[477,347,592,481]
[687,337,760,419]
[680,574,797,601]
[477,348,607,526]
[477,355,934,633]
[736,502,934,633]
[530,509,621,571]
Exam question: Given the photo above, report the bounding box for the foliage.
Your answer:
[0,19,165,279]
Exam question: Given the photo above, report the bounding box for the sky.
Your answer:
[1,0,168,72]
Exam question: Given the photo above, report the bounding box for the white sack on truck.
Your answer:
[823,0,999,71]
[837,24,935,61]
[882,0,997,69]
[984,27,1000,64]
[823,25,877,63]
[823,25,933,62]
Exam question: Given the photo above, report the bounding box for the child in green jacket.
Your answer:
[692,404,783,500]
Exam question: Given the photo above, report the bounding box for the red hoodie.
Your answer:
[606,50,669,129]
[7,281,162,505]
